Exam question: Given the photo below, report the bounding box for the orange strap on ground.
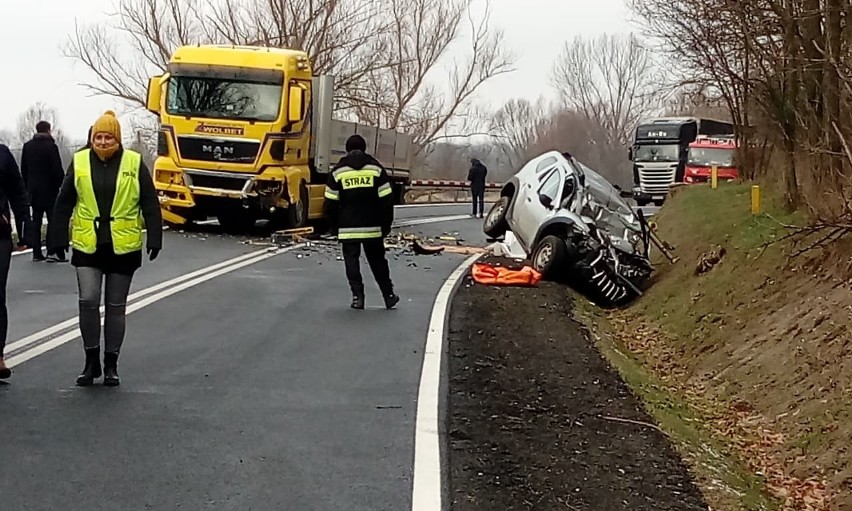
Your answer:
[470,263,542,286]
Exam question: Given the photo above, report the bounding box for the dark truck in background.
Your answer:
[628,117,734,206]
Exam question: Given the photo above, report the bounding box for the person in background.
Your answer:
[1,142,32,379]
[468,158,487,218]
[21,120,66,262]
[323,134,399,310]
[50,111,162,386]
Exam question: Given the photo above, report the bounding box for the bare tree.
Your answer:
[489,98,550,170]
[551,33,660,148]
[64,0,514,149]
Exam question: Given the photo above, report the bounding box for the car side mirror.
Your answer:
[539,194,553,209]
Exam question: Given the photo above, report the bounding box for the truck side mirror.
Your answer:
[288,85,305,122]
[146,75,164,115]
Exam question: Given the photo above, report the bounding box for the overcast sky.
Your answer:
[0,0,636,146]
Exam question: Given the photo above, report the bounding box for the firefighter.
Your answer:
[324,134,400,310]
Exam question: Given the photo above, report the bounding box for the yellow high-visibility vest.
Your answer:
[71,149,144,255]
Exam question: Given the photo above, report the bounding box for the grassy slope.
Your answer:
[577,183,849,510]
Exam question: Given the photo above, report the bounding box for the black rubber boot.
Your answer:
[383,292,400,310]
[351,295,365,310]
[76,347,102,386]
[103,352,120,387]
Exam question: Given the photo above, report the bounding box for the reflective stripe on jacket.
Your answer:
[323,150,394,241]
[71,149,144,255]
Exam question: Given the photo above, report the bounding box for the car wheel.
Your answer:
[532,235,568,281]
[483,196,510,238]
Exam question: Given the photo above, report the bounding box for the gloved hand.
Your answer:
[147,247,160,261]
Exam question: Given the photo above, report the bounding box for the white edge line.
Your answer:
[4,248,270,354]
[6,245,302,368]
[411,251,483,511]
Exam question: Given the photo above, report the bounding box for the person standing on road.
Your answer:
[1,142,32,380]
[324,134,400,310]
[468,158,487,218]
[21,120,67,262]
[50,110,163,386]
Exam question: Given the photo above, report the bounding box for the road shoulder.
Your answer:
[446,263,708,510]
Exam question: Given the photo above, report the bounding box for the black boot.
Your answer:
[103,352,120,387]
[351,295,365,310]
[383,292,400,310]
[76,347,102,386]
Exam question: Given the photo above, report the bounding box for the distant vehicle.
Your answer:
[483,150,654,306]
[628,117,734,206]
[684,135,738,184]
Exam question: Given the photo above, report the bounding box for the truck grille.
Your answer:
[177,137,259,164]
[638,165,677,195]
[186,172,249,191]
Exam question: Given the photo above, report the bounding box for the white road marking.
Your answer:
[4,248,272,355]
[395,215,472,228]
[6,214,476,369]
[5,245,301,368]
[411,252,482,511]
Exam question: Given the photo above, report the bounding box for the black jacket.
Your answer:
[21,133,64,207]
[51,147,163,251]
[468,159,487,189]
[0,143,30,241]
[323,150,394,239]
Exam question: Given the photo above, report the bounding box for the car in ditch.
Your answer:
[482,150,654,306]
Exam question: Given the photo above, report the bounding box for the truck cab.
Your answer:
[146,44,412,233]
[629,117,733,206]
[684,136,738,184]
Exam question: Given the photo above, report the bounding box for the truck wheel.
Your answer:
[286,183,309,228]
[532,235,568,281]
[653,200,664,207]
[483,196,510,239]
[393,183,406,205]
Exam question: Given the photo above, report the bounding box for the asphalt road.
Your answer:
[0,204,484,511]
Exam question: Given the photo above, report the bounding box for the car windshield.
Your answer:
[688,147,734,167]
[166,76,282,122]
[633,144,679,162]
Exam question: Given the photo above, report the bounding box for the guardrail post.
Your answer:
[751,185,760,214]
[711,165,718,189]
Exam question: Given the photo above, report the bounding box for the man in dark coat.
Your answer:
[467,158,487,218]
[21,121,66,262]
[1,142,32,379]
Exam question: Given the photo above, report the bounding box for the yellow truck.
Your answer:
[145,45,413,232]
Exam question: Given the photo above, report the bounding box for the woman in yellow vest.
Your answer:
[51,111,162,386]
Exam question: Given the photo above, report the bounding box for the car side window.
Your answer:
[536,157,558,179]
[538,168,561,202]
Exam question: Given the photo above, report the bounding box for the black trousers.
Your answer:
[341,239,393,296]
[471,186,485,216]
[30,202,55,255]
[1,238,11,357]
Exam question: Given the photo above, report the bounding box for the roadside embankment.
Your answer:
[577,183,850,510]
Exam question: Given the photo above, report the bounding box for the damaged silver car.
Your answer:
[483,150,654,306]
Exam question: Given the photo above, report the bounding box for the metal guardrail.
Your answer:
[409,180,502,189]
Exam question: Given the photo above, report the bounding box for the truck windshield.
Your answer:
[633,144,679,162]
[688,147,734,167]
[166,76,282,122]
